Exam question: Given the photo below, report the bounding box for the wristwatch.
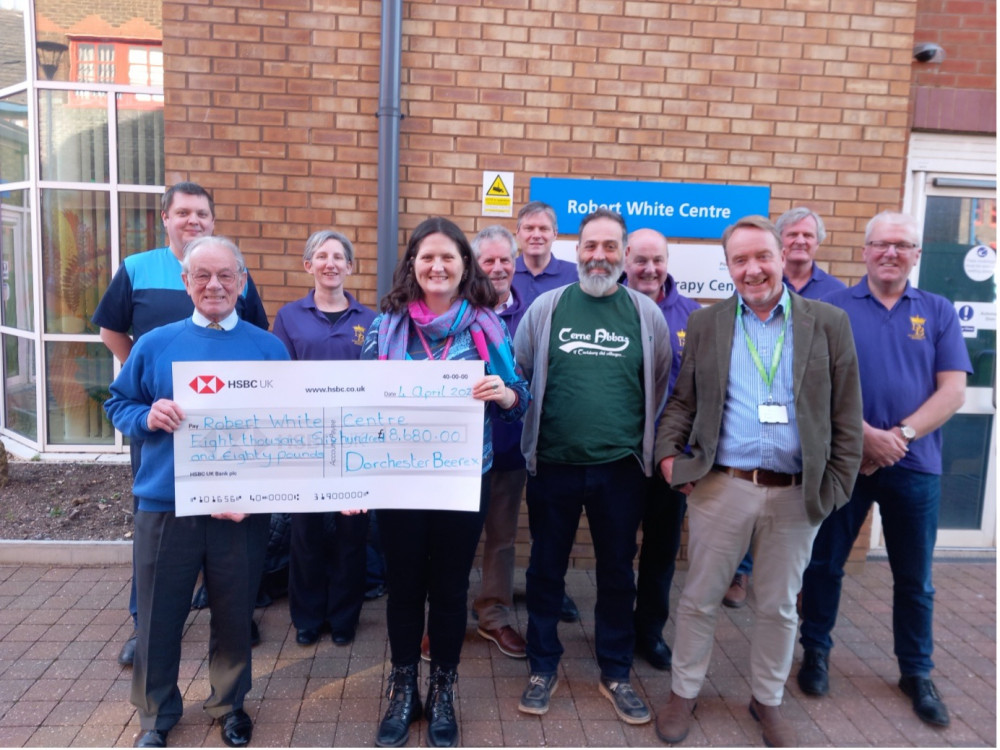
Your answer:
[897,423,916,444]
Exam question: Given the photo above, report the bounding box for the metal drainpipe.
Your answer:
[375,0,403,306]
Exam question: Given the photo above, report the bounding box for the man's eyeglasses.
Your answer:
[866,241,918,252]
[189,271,240,286]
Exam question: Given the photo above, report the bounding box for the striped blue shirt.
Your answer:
[716,289,802,473]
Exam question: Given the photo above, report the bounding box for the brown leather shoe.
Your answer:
[655,691,697,744]
[749,697,797,747]
[722,573,749,608]
[477,625,527,658]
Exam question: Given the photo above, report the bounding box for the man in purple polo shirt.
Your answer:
[513,200,582,624]
[725,207,848,609]
[512,201,578,302]
[779,206,847,299]
[471,225,530,658]
[797,211,971,728]
[624,228,700,671]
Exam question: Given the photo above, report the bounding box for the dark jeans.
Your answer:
[800,466,940,677]
[525,457,646,681]
[378,475,489,670]
[634,474,687,643]
[289,511,368,635]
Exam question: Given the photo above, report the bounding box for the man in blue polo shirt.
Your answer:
[724,207,847,609]
[624,228,700,672]
[797,211,971,728]
[512,201,578,302]
[93,182,269,667]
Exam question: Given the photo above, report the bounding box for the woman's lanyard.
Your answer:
[413,325,453,360]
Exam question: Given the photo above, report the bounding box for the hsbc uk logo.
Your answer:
[190,375,224,394]
[188,375,276,394]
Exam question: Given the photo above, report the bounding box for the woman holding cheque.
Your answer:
[272,230,376,647]
[361,217,529,748]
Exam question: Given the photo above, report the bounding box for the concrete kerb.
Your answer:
[2,436,132,565]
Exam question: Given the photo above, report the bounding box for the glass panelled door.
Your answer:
[917,187,996,548]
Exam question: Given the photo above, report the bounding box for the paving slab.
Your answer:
[0,561,993,747]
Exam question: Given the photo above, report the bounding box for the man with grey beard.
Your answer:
[513,209,672,725]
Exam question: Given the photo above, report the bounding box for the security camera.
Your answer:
[913,43,944,63]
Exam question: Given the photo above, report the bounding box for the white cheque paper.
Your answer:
[172,360,486,516]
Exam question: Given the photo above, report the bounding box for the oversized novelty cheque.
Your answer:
[172,360,485,516]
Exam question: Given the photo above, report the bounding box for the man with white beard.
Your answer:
[513,209,672,725]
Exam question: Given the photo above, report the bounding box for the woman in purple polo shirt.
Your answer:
[272,229,377,647]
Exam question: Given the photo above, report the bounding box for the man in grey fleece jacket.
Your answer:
[512,208,671,726]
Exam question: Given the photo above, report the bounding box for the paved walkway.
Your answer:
[0,560,994,747]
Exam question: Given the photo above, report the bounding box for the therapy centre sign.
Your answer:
[530,178,770,240]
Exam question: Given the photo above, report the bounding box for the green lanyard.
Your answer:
[737,300,789,394]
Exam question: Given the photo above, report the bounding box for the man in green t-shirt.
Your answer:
[513,209,672,726]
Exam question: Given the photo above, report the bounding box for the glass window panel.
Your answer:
[117,92,164,185]
[119,192,165,259]
[3,333,36,441]
[45,340,114,445]
[0,92,30,183]
[40,189,111,334]
[2,189,33,331]
[38,89,109,183]
[0,2,27,89]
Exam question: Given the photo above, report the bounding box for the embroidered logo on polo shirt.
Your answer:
[908,315,926,341]
[353,325,365,345]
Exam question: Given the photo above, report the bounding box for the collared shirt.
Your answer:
[784,263,846,301]
[621,274,700,398]
[272,290,376,361]
[512,254,578,304]
[192,309,239,330]
[716,288,802,473]
[824,277,971,474]
[92,246,269,337]
[655,275,701,397]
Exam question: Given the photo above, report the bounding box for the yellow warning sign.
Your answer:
[482,171,514,217]
[487,174,509,196]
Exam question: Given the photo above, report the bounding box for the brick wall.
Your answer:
[161,0,929,569]
[162,0,925,307]
[911,0,996,132]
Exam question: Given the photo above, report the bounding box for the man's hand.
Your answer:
[146,399,185,433]
[659,456,695,495]
[862,422,907,469]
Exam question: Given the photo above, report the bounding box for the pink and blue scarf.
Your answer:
[376,299,519,383]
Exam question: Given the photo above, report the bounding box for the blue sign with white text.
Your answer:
[530,178,771,239]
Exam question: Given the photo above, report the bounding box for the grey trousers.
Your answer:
[132,510,269,731]
[473,467,527,631]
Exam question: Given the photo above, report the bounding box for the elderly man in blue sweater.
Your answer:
[105,236,289,749]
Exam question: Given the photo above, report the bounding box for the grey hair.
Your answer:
[303,229,355,264]
[182,236,246,273]
[864,211,920,245]
[516,201,558,235]
[471,225,518,259]
[775,207,827,244]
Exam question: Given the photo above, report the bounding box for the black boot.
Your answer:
[426,666,459,747]
[375,664,422,748]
